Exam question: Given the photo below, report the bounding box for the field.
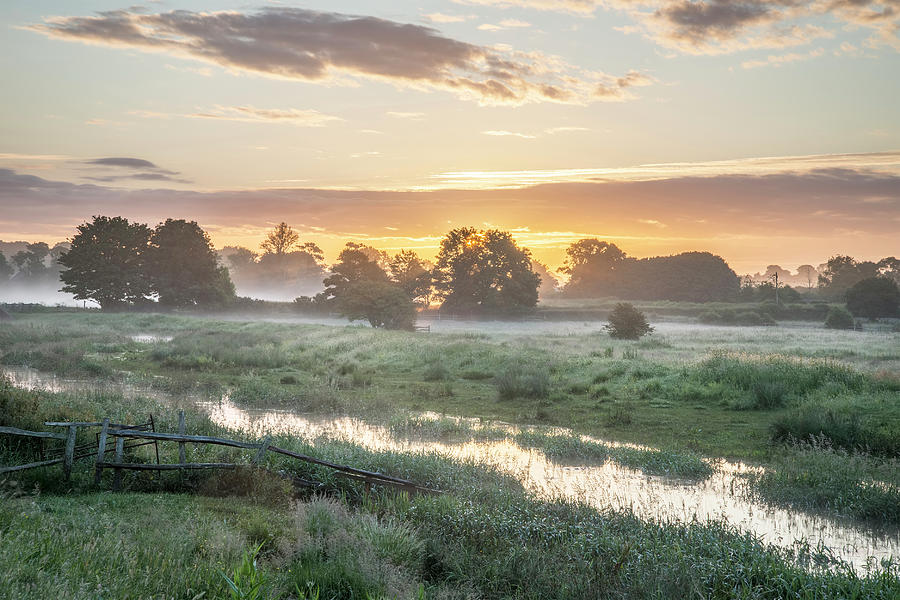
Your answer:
[1,310,899,598]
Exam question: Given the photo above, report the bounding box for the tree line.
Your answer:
[9,216,898,324]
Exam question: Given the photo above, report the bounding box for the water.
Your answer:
[3,365,898,571]
[130,334,173,343]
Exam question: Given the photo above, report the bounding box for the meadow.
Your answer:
[1,310,899,598]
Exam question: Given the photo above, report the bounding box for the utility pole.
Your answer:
[771,272,779,306]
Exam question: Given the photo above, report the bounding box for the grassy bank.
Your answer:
[1,381,899,598]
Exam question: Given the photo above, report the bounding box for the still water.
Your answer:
[3,365,898,572]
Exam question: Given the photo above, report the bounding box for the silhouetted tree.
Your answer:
[11,242,51,282]
[337,279,416,329]
[260,222,299,256]
[433,227,540,314]
[605,302,653,339]
[148,219,235,308]
[59,216,152,309]
[796,265,817,289]
[531,261,560,298]
[878,257,900,287]
[563,241,739,302]
[389,250,433,307]
[846,277,900,319]
[0,252,12,282]
[324,243,413,328]
[818,255,879,298]
[561,239,626,296]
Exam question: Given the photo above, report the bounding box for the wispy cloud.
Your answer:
[386,111,427,120]
[544,126,591,134]
[81,156,189,183]
[27,7,651,106]
[187,105,343,126]
[482,130,538,138]
[741,47,825,69]
[423,13,472,23]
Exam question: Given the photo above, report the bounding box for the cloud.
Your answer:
[27,7,649,106]
[482,130,538,138]
[2,159,898,272]
[187,105,343,126]
[741,47,825,68]
[386,111,427,119]
[423,13,472,24]
[545,126,591,134]
[81,156,188,183]
[456,0,900,54]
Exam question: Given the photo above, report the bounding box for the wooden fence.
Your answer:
[1,412,439,496]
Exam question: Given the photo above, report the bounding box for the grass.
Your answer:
[1,374,899,597]
[1,312,899,528]
[513,430,714,478]
[749,437,900,525]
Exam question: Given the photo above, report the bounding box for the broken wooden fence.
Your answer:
[2,411,439,496]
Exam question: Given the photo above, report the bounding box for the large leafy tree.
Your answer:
[322,243,414,328]
[560,239,626,296]
[0,252,12,282]
[148,219,235,308]
[12,242,51,282]
[818,255,879,298]
[58,216,153,309]
[846,277,900,319]
[389,250,433,307]
[433,227,540,314]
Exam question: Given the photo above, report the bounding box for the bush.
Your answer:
[495,365,550,400]
[604,302,653,340]
[824,306,854,329]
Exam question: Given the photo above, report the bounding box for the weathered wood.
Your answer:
[0,457,65,474]
[44,421,105,427]
[253,437,271,466]
[97,462,237,471]
[112,437,125,491]
[0,426,67,440]
[177,410,186,465]
[94,418,110,485]
[266,444,434,490]
[106,430,262,450]
[63,425,77,480]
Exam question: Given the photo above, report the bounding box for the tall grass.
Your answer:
[749,437,900,524]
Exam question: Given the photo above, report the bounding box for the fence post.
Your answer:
[94,418,110,486]
[178,410,186,465]
[112,437,125,491]
[62,425,77,480]
[253,437,271,466]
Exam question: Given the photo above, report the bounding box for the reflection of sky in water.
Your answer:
[4,365,898,572]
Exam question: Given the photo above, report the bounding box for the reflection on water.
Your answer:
[3,365,898,572]
[130,334,173,343]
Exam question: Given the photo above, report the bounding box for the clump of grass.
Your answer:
[610,447,714,479]
[515,430,610,464]
[749,437,900,524]
[389,415,473,440]
[771,392,900,457]
[495,364,550,401]
[692,352,871,410]
[422,362,450,382]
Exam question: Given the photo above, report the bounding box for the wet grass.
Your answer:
[749,438,900,525]
[1,382,899,598]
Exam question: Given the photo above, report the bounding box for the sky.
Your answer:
[0,0,898,274]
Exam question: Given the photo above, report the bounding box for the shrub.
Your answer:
[604,302,653,340]
[824,306,854,329]
[495,365,550,400]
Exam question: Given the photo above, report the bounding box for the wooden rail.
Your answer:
[2,411,440,496]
